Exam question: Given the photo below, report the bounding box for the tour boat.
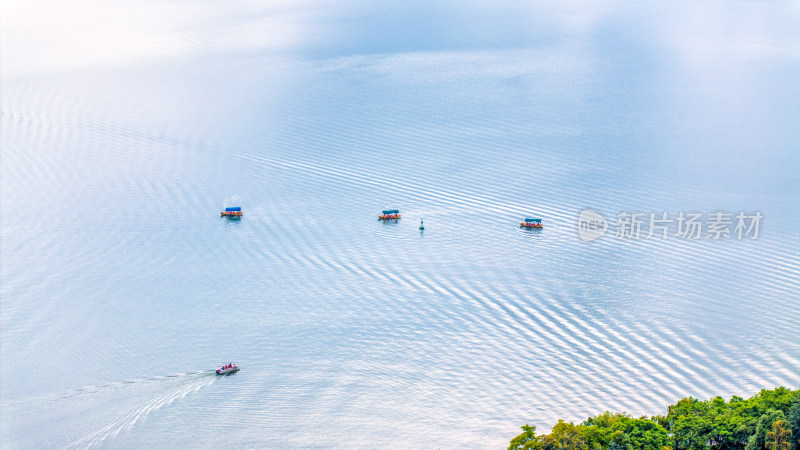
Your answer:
[378,209,401,220]
[520,218,543,228]
[216,364,239,375]
[220,207,243,217]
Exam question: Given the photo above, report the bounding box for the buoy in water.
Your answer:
[419,219,425,230]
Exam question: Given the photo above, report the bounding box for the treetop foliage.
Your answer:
[510,387,799,450]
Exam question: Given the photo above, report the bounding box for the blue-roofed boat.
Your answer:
[220,207,243,217]
[520,217,542,228]
[378,209,401,220]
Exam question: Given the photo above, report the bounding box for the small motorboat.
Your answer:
[221,207,243,217]
[216,364,239,375]
[520,218,543,228]
[378,209,401,220]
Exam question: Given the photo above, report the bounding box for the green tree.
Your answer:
[765,419,792,450]
[510,388,799,450]
[741,388,799,419]
[705,396,751,448]
[667,397,714,449]
[607,430,627,450]
[577,412,669,450]
[746,410,786,450]
[541,420,586,449]
[510,424,543,450]
[581,411,627,448]
[787,394,800,449]
[615,417,669,449]
[664,393,791,449]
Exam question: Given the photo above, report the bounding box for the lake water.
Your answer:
[1,1,799,448]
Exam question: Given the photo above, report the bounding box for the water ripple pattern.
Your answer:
[2,0,799,448]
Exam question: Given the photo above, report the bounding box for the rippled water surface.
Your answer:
[2,1,799,447]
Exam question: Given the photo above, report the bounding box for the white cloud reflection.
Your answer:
[1,0,320,78]
[2,0,797,78]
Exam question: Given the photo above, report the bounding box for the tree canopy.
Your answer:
[510,387,799,450]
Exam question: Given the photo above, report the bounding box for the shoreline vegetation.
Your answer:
[510,387,799,450]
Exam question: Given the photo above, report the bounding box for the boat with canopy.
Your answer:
[378,209,401,220]
[220,207,243,217]
[520,217,542,228]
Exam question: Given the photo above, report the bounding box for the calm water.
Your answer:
[2,1,799,448]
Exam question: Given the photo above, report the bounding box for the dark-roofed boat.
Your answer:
[520,218,542,228]
[378,209,401,220]
[220,207,243,217]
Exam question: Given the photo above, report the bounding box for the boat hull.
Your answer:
[378,214,401,220]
